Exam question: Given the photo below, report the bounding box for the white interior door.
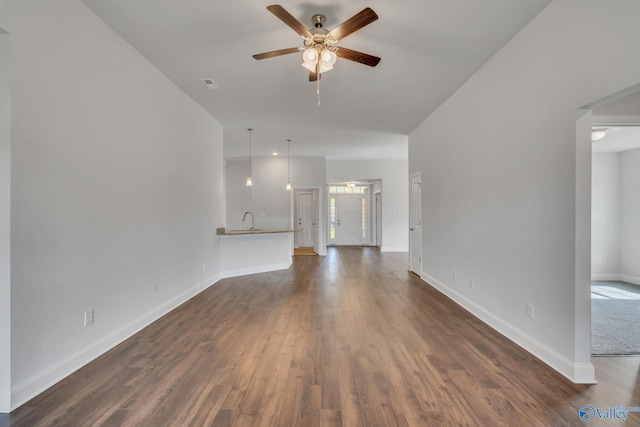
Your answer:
[410,173,422,274]
[336,195,362,245]
[375,193,382,247]
[295,191,314,247]
[312,189,320,252]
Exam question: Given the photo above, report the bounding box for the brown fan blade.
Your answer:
[253,47,300,60]
[335,47,381,67]
[266,5,312,38]
[328,7,378,41]
[309,71,317,81]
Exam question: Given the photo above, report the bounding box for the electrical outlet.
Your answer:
[469,278,474,289]
[202,263,206,271]
[452,270,457,281]
[84,309,94,327]
[526,304,534,320]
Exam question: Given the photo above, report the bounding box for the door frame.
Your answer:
[293,186,326,256]
[375,191,382,247]
[294,190,315,248]
[409,172,422,274]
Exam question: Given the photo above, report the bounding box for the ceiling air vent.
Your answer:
[200,78,219,89]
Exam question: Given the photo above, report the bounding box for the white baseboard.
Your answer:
[222,261,292,279]
[591,273,640,286]
[380,246,408,253]
[420,272,596,384]
[9,273,222,412]
[619,274,640,286]
[0,390,9,413]
[591,273,622,281]
[574,363,597,384]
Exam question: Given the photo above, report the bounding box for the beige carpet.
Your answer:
[591,281,640,355]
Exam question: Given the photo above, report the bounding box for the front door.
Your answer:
[410,173,422,274]
[336,195,362,245]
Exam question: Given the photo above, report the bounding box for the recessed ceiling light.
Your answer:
[200,78,219,89]
[272,152,278,156]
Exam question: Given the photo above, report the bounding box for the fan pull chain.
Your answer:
[317,73,321,106]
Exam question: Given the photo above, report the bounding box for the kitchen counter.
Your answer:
[216,227,297,277]
[216,227,298,236]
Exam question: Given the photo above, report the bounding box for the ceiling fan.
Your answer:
[253,5,381,82]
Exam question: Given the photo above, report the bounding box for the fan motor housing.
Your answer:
[311,14,326,28]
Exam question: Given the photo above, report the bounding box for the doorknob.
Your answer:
[410,228,414,231]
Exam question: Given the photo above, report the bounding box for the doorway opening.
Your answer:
[588,85,640,356]
[293,188,321,255]
[409,172,422,275]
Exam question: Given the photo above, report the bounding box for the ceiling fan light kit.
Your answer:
[253,5,380,105]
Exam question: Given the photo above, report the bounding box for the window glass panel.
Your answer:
[329,185,369,194]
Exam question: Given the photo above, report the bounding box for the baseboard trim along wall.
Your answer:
[9,273,223,412]
[420,272,596,385]
[0,391,9,414]
[591,273,640,286]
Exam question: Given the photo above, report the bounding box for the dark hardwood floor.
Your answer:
[2,247,639,426]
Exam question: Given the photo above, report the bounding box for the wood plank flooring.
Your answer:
[2,247,639,426]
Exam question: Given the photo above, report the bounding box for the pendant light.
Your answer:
[246,128,253,187]
[286,139,292,191]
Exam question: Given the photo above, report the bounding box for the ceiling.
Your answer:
[591,126,640,153]
[81,0,553,160]
[592,89,640,153]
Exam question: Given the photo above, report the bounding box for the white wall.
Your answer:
[225,160,252,230]
[225,156,327,254]
[0,30,12,411]
[327,159,409,252]
[225,155,326,236]
[226,156,292,229]
[591,153,621,276]
[620,148,640,281]
[409,0,640,383]
[252,156,292,228]
[8,0,224,410]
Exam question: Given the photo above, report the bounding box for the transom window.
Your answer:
[328,185,369,195]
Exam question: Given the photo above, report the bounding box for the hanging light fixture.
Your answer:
[286,139,292,191]
[301,46,337,74]
[246,128,253,187]
[252,6,381,107]
[301,44,338,107]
